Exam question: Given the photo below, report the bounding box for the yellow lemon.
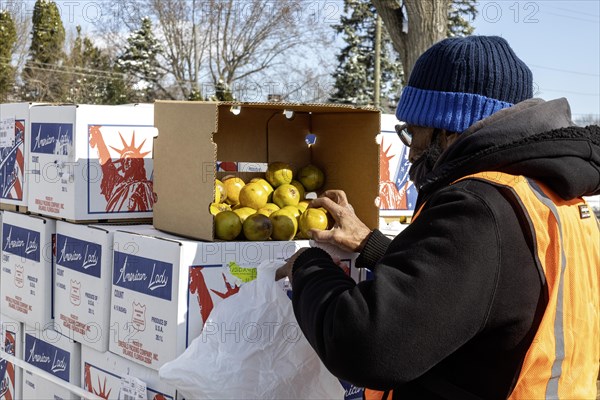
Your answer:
[233,207,256,224]
[243,214,273,241]
[214,211,242,241]
[223,177,245,205]
[290,180,306,200]
[250,177,274,196]
[272,183,300,208]
[209,202,231,216]
[297,200,310,214]
[269,209,298,241]
[239,182,269,210]
[282,205,301,221]
[265,162,294,188]
[215,179,227,203]
[257,203,280,217]
[298,208,328,238]
[298,164,324,191]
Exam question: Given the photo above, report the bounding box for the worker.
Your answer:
[278,35,600,399]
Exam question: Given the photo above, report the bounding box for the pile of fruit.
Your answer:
[210,162,330,241]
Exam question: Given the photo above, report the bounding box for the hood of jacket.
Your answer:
[416,98,600,205]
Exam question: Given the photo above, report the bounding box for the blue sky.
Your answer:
[471,1,600,120]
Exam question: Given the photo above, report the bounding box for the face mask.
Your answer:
[408,129,444,190]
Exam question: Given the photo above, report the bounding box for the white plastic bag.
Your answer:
[159,260,344,399]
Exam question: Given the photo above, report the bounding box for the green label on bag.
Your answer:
[228,262,257,283]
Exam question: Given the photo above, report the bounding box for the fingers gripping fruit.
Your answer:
[298,208,328,238]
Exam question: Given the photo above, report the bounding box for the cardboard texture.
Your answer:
[153,101,380,241]
[27,104,156,221]
[22,327,81,400]
[0,314,23,400]
[1,211,55,328]
[109,228,306,370]
[54,222,153,353]
[0,103,36,210]
[82,346,176,400]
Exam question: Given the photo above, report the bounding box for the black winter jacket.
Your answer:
[290,98,600,399]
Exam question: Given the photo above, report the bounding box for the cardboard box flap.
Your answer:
[154,101,218,240]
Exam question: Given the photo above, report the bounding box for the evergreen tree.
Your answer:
[21,0,65,101]
[329,0,403,112]
[332,0,478,110]
[117,17,163,102]
[448,0,477,37]
[0,10,17,102]
[66,26,131,104]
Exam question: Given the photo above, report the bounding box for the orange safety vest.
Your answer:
[364,172,600,400]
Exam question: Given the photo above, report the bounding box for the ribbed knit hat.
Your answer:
[396,36,533,133]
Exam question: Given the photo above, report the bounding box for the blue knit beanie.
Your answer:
[396,36,533,133]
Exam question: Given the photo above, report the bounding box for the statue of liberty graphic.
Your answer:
[378,137,403,209]
[89,125,155,212]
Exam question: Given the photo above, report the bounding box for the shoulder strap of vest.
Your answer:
[413,172,524,221]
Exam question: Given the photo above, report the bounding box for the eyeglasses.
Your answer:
[395,123,412,147]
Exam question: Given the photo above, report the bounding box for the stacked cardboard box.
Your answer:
[27,104,156,221]
[0,314,23,400]
[1,211,55,328]
[109,228,307,370]
[54,222,155,353]
[0,101,380,399]
[22,327,80,400]
[0,103,37,212]
[82,345,176,399]
[0,102,162,399]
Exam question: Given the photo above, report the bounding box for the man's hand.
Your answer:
[309,190,371,252]
[275,248,310,282]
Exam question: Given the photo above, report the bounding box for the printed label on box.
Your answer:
[2,224,40,262]
[30,123,73,156]
[24,334,71,382]
[0,117,15,147]
[113,251,172,301]
[56,234,102,278]
[119,375,146,400]
[0,119,25,201]
[87,125,155,214]
[111,251,174,368]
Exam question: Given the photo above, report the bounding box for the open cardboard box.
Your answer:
[153,101,380,241]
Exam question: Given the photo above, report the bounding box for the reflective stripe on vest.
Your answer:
[452,172,600,399]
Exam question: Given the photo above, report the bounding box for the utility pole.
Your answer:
[374,15,382,108]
